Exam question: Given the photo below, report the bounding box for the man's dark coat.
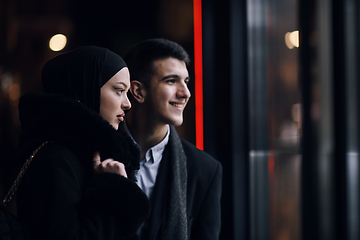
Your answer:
[141,126,222,240]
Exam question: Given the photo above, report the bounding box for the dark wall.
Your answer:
[0,0,196,208]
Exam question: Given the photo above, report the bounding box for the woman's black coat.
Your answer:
[16,92,149,240]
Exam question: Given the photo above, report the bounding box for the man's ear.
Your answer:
[130,80,146,103]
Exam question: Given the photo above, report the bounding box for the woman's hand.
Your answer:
[93,151,128,178]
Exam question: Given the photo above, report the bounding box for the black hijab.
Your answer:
[41,46,127,113]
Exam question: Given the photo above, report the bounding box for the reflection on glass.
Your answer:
[285,30,300,49]
[247,0,301,239]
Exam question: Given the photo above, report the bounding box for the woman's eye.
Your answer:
[114,88,124,95]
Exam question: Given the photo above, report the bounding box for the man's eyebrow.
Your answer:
[161,74,179,80]
[116,82,128,88]
[161,75,190,81]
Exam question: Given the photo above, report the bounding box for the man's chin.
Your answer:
[162,115,183,127]
[171,119,183,127]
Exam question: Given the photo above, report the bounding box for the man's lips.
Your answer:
[170,102,185,109]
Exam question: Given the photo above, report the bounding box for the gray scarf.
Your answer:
[161,126,188,239]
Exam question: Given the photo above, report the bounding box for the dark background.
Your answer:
[0,0,199,226]
[1,1,249,239]
[0,0,196,181]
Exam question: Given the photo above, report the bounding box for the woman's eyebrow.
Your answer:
[116,82,128,88]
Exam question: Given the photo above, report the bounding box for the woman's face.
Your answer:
[100,67,131,129]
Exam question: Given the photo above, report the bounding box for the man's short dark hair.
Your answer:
[124,38,190,86]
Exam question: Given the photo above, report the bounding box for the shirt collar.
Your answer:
[124,120,170,164]
[145,125,170,164]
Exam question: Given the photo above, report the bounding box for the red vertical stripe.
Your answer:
[193,0,204,150]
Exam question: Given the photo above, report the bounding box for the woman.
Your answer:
[16,46,149,240]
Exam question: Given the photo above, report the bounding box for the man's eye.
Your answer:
[166,79,176,83]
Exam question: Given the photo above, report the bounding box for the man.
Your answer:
[123,38,222,240]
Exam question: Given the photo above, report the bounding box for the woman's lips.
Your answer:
[117,113,125,122]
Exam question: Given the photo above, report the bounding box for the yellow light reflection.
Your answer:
[49,34,67,51]
[285,30,299,49]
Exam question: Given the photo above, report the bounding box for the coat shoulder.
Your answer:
[180,138,222,174]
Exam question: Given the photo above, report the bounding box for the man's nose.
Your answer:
[178,83,191,99]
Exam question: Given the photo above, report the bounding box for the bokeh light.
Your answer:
[49,34,67,51]
[285,30,299,49]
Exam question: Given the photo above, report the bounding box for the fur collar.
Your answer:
[18,92,140,181]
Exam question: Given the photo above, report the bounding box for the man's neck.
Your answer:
[126,112,169,160]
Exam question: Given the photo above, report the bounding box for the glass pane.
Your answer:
[247,0,301,239]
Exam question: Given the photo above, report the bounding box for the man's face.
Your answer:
[145,57,191,126]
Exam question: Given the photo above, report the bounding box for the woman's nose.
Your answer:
[122,95,132,110]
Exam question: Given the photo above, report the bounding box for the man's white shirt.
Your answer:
[124,122,170,199]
